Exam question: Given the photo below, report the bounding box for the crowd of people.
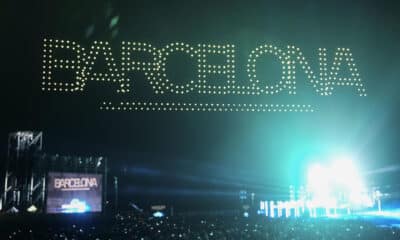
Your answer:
[1,212,400,240]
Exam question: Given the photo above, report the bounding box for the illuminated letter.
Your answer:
[41,39,85,92]
[324,47,366,96]
[157,42,199,94]
[54,179,60,188]
[81,41,125,93]
[197,44,236,95]
[247,44,295,95]
[121,41,160,93]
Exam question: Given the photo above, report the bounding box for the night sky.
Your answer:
[2,0,400,208]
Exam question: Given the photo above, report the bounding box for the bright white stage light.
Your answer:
[306,157,372,210]
[330,158,363,191]
[153,211,164,218]
[307,163,329,192]
[307,163,335,207]
[258,157,373,219]
[27,205,38,213]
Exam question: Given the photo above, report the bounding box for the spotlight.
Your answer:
[27,205,38,213]
[306,157,372,211]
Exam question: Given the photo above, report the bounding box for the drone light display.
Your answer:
[42,39,367,112]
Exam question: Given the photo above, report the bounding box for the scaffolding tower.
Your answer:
[2,131,45,212]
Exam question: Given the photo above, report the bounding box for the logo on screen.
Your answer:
[61,198,91,213]
[54,177,98,191]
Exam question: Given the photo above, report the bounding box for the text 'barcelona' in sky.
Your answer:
[42,39,366,112]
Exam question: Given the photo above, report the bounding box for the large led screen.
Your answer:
[46,172,102,213]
